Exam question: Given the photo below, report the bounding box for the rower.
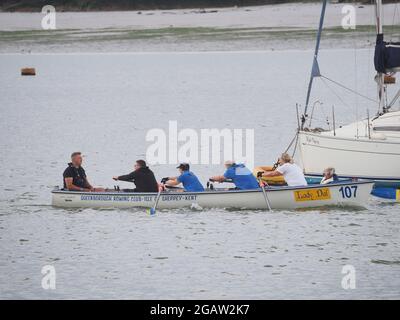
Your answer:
[163,163,204,192]
[320,167,339,184]
[112,160,159,192]
[258,153,307,187]
[210,160,259,190]
[63,152,104,192]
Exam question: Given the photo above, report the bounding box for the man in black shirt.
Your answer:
[112,160,159,192]
[63,152,104,192]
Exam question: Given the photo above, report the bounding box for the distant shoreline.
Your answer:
[0,0,383,13]
[1,2,397,53]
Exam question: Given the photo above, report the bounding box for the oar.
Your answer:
[258,177,272,212]
[149,187,163,215]
[209,178,234,183]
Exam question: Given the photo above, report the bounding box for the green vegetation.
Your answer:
[1,25,398,43]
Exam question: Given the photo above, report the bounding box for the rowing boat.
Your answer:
[51,180,373,210]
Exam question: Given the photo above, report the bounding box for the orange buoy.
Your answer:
[21,68,36,76]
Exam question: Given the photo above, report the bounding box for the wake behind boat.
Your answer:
[52,180,373,210]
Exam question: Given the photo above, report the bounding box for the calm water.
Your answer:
[0,50,399,299]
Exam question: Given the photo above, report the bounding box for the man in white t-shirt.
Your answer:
[258,153,307,187]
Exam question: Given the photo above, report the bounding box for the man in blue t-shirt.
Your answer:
[210,160,259,190]
[163,163,204,192]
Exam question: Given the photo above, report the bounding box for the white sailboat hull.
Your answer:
[297,131,400,186]
[52,181,373,210]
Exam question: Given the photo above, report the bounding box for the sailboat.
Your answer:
[296,0,400,191]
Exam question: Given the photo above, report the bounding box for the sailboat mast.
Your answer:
[301,0,328,130]
[375,0,386,113]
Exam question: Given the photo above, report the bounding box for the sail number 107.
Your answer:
[339,186,358,198]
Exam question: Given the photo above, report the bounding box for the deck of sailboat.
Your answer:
[308,109,400,141]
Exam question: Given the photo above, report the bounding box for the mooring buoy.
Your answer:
[21,68,36,76]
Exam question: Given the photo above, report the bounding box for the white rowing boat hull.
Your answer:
[51,181,373,210]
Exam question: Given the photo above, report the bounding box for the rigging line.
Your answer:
[309,108,328,127]
[291,132,299,158]
[320,75,377,103]
[320,77,354,110]
[307,116,330,122]
[367,2,373,108]
[389,1,399,41]
[351,24,359,137]
[283,132,298,154]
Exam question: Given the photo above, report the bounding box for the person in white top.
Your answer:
[259,153,307,187]
[320,167,339,184]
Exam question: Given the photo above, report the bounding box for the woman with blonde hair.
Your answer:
[258,153,307,187]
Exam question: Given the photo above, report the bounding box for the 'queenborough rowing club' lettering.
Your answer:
[81,194,197,202]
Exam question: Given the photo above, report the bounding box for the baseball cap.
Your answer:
[176,163,190,171]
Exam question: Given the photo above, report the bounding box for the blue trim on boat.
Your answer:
[305,173,400,188]
[52,180,374,196]
[371,187,399,200]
